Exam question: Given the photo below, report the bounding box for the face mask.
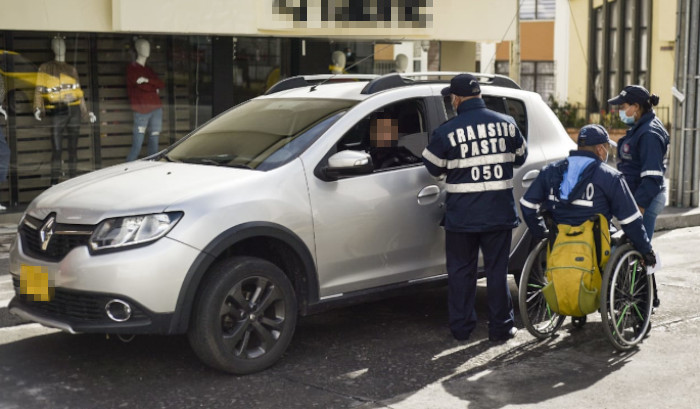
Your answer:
[619,108,636,125]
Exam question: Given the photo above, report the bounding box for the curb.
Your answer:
[655,206,700,232]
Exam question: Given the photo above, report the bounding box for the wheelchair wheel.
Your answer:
[600,243,654,351]
[519,239,566,339]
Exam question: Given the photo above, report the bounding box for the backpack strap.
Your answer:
[540,210,558,252]
[591,214,603,272]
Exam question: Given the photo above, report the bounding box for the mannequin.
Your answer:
[34,36,96,185]
[393,54,409,73]
[126,39,165,161]
[329,50,347,74]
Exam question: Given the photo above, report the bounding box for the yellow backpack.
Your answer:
[541,214,611,317]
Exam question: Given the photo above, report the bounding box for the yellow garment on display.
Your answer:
[36,71,83,107]
[33,60,88,117]
[541,214,611,317]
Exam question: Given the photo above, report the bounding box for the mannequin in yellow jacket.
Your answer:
[33,36,96,184]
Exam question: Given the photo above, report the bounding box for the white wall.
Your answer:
[479,43,497,74]
[553,0,571,103]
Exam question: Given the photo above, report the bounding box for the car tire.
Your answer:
[188,256,297,375]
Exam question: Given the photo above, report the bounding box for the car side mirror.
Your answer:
[323,150,374,180]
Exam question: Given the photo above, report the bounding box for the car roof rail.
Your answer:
[360,73,412,94]
[265,74,379,95]
[360,71,521,95]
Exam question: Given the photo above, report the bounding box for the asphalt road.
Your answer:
[0,226,699,409]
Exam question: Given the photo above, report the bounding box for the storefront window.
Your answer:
[0,31,439,209]
[0,32,209,207]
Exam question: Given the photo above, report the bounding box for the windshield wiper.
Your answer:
[226,164,252,169]
[180,154,248,167]
[162,153,178,162]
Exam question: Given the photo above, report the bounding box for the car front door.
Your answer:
[306,97,446,298]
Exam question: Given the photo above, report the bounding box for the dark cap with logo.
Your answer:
[577,124,617,147]
[441,73,481,97]
[608,85,650,106]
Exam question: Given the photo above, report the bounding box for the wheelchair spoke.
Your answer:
[629,261,636,292]
[632,303,644,321]
[615,305,630,328]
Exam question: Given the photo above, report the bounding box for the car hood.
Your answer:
[27,161,257,225]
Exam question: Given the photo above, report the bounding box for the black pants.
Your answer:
[445,229,514,339]
[50,105,81,184]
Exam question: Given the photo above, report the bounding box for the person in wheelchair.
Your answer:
[367,111,420,170]
[519,124,656,266]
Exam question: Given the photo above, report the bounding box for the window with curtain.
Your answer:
[520,0,556,20]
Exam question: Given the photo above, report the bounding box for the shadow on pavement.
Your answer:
[0,284,637,408]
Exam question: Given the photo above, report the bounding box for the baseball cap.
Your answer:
[577,124,617,147]
[441,73,481,97]
[608,85,650,106]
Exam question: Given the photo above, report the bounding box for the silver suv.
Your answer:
[9,72,573,374]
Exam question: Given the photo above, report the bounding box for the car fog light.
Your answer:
[105,299,132,322]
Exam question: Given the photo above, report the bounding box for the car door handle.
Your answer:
[418,185,440,198]
[523,170,540,181]
[417,185,441,205]
[522,169,540,188]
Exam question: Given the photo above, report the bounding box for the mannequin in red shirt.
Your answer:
[126,39,165,161]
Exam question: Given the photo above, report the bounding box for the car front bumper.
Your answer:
[8,234,201,334]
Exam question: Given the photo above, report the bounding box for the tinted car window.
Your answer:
[163,98,357,170]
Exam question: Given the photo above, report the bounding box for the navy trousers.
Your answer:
[445,229,514,339]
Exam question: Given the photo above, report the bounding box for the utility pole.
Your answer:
[509,0,521,85]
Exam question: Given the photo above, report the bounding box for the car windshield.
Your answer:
[162,98,357,170]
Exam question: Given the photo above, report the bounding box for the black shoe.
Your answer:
[451,331,471,342]
[653,298,660,308]
[489,327,518,342]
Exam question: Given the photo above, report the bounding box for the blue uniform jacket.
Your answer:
[422,98,527,232]
[520,150,652,255]
[617,110,669,208]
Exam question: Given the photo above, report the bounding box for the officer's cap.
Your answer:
[577,124,617,147]
[608,85,650,106]
[441,74,481,97]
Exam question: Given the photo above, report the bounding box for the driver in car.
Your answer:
[368,111,420,170]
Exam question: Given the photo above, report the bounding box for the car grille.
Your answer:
[19,215,93,262]
[12,277,147,322]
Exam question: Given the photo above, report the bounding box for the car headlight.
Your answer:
[89,212,183,252]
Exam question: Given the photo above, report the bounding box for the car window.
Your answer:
[443,94,529,139]
[162,98,357,170]
[336,98,427,171]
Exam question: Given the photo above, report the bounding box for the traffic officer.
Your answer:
[608,85,668,307]
[422,73,527,342]
[608,85,669,240]
[519,125,655,264]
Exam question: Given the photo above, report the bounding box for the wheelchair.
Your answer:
[518,236,654,351]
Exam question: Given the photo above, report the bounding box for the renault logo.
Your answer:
[39,216,55,251]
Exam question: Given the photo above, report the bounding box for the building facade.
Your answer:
[563,0,676,122]
[0,0,517,209]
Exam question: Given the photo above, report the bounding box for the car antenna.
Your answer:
[309,40,403,92]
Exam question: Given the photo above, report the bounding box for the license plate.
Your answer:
[19,264,54,302]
